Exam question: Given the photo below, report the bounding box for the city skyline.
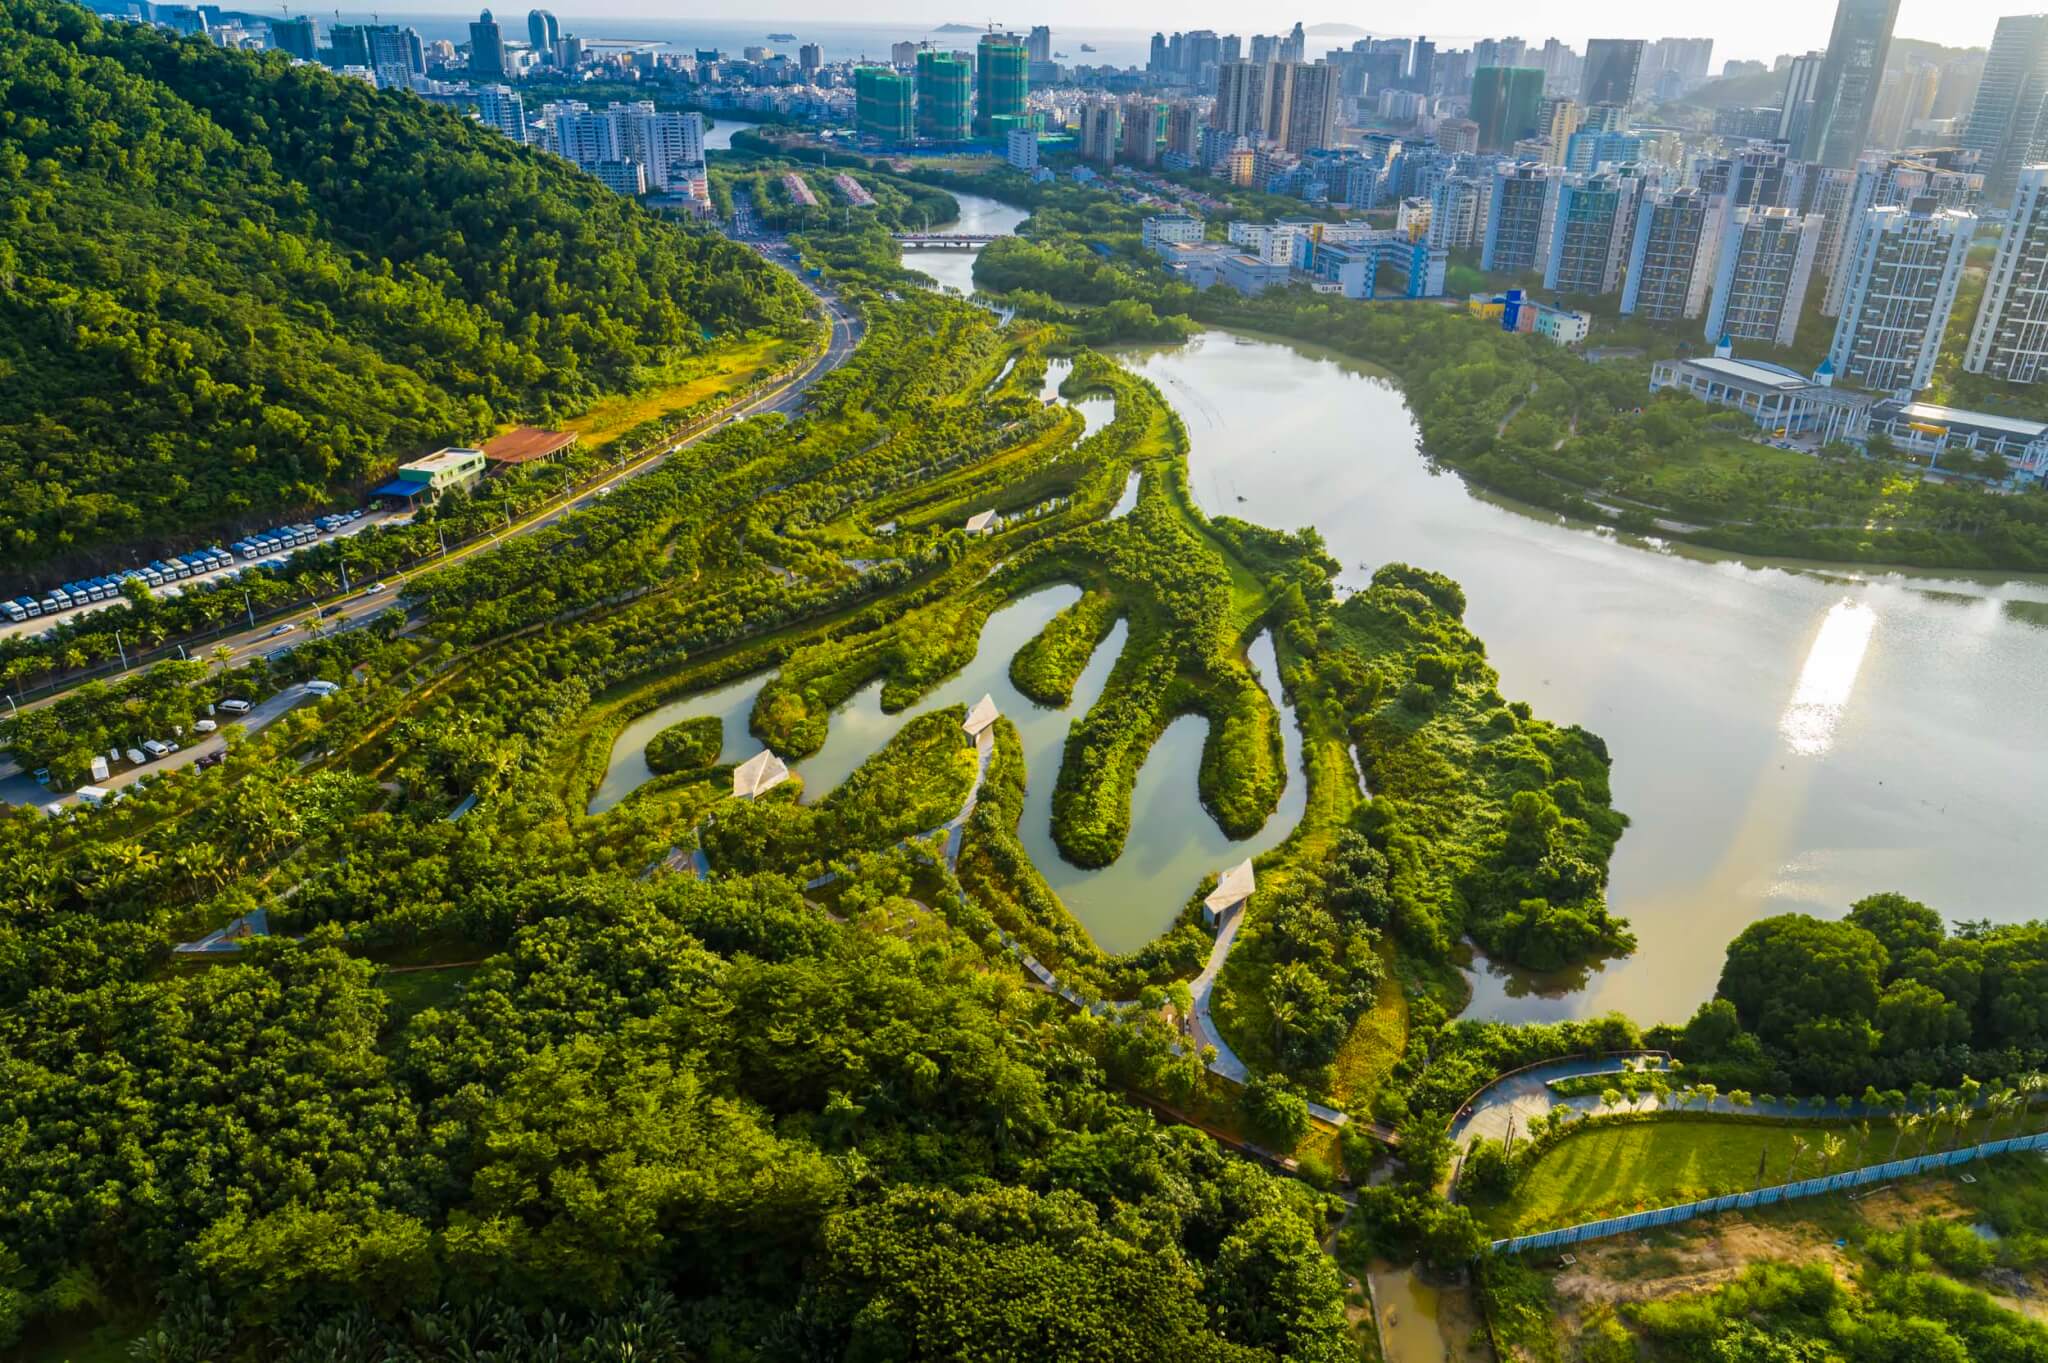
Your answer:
[334,2,2013,65]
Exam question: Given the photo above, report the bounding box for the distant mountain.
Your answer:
[934,22,981,32]
[0,0,807,574]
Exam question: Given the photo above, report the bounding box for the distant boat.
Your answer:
[1054,50,1067,58]
[766,31,796,41]
[1079,42,1096,52]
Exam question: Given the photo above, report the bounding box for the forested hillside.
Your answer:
[0,0,809,573]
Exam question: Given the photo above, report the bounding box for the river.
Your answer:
[899,191,1030,296]
[1116,331,2048,1024]
[702,116,765,152]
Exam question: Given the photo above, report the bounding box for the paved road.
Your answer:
[5,245,861,721]
[14,683,321,810]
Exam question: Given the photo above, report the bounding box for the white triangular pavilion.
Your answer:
[1202,858,1256,926]
[732,749,790,799]
[965,509,998,534]
[963,694,1000,737]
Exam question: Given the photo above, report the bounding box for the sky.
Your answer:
[357,2,2006,65]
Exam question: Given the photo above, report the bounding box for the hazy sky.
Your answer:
[372,2,2005,64]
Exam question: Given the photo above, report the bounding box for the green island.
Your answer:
[643,716,724,775]
[5,7,2048,1362]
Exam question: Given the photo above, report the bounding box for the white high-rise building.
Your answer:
[1965,164,2048,382]
[612,106,705,192]
[472,84,528,142]
[1704,207,1825,349]
[1828,198,1975,394]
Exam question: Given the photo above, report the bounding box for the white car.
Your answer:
[193,719,218,733]
[268,622,296,637]
[361,582,387,597]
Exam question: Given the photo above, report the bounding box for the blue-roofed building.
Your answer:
[374,447,486,507]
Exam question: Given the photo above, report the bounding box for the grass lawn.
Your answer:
[562,333,799,450]
[376,963,480,1025]
[1480,1114,2014,1237]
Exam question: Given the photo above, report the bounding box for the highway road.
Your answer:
[5,246,863,723]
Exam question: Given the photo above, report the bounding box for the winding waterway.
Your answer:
[1115,331,2048,1024]
[900,190,1030,296]
[592,581,1310,954]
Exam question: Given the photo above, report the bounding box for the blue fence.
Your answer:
[1491,1130,2048,1256]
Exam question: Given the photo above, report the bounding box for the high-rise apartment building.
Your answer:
[1536,97,1581,165]
[1165,102,1203,161]
[1705,207,1825,348]
[1409,37,1436,94]
[1027,25,1052,63]
[1210,59,1331,151]
[1079,98,1120,167]
[1821,153,1986,315]
[1828,198,1975,392]
[1120,97,1161,166]
[1428,176,1488,251]
[975,33,1028,134]
[268,14,316,60]
[625,109,705,191]
[916,51,973,142]
[1965,164,2048,380]
[1211,60,1269,138]
[526,9,558,60]
[1471,67,1545,154]
[549,104,619,165]
[1580,39,1645,107]
[1482,162,1563,274]
[1778,50,1826,149]
[1281,63,1337,153]
[1869,62,1940,151]
[1802,0,1903,168]
[1961,15,2048,205]
[856,66,915,141]
[890,40,918,66]
[1621,187,1714,320]
[799,43,821,78]
[1279,22,1305,65]
[468,8,506,78]
[1545,171,1640,295]
[473,84,528,142]
[329,23,423,78]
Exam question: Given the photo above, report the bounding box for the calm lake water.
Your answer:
[1116,330,2048,1024]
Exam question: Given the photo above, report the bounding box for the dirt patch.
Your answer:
[1550,1216,1854,1312]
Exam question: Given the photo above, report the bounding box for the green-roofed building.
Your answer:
[916,49,972,141]
[855,65,914,141]
[975,32,1027,135]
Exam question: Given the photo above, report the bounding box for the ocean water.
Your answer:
[323,12,1156,67]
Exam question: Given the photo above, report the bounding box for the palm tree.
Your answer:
[1784,1134,1810,1184]
[1819,1133,1846,1183]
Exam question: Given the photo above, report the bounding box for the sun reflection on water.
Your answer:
[1778,599,1877,757]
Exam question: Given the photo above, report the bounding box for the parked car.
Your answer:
[217,698,252,714]
[193,719,218,734]
[195,751,226,770]
[125,748,146,765]
[142,739,173,759]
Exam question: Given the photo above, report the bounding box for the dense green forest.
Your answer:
[0,0,809,579]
